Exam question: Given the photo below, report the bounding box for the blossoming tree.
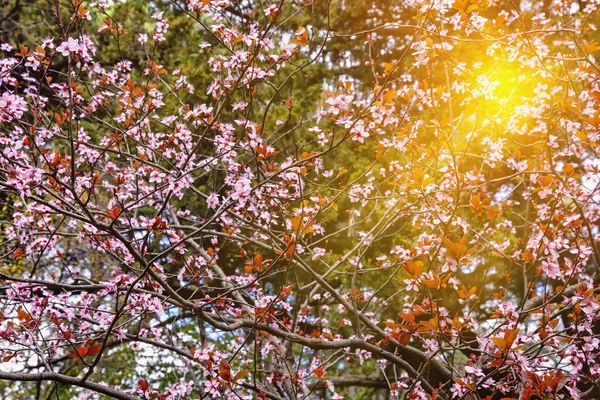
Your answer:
[1,0,600,398]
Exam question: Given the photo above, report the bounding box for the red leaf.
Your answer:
[107,206,121,220]
[87,344,102,356]
[218,359,232,383]
[138,379,149,391]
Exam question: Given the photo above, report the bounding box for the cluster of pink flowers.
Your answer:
[0,92,27,122]
[0,0,599,399]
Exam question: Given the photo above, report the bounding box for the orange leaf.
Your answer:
[492,328,519,351]
[254,253,263,269]
[17,308,32,323]
[2,352,15,362]
[422,273,441,289]
[491,337,507,350]
[290,28,309,47]
[470,194,482,215]
[504,328,519,348]
[314,366,325,379]
[382,90,397,104]
[412,167,424,186]
[486,207,502,220]
[233,369,250,384]
[538,175,553,187]
[403,260,423,277]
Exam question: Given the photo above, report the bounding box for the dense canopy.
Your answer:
[1,0,600,399]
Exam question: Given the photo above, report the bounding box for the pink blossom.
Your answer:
[207,192,220,209]
[0,92,27,122]
[56,37,80,56]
